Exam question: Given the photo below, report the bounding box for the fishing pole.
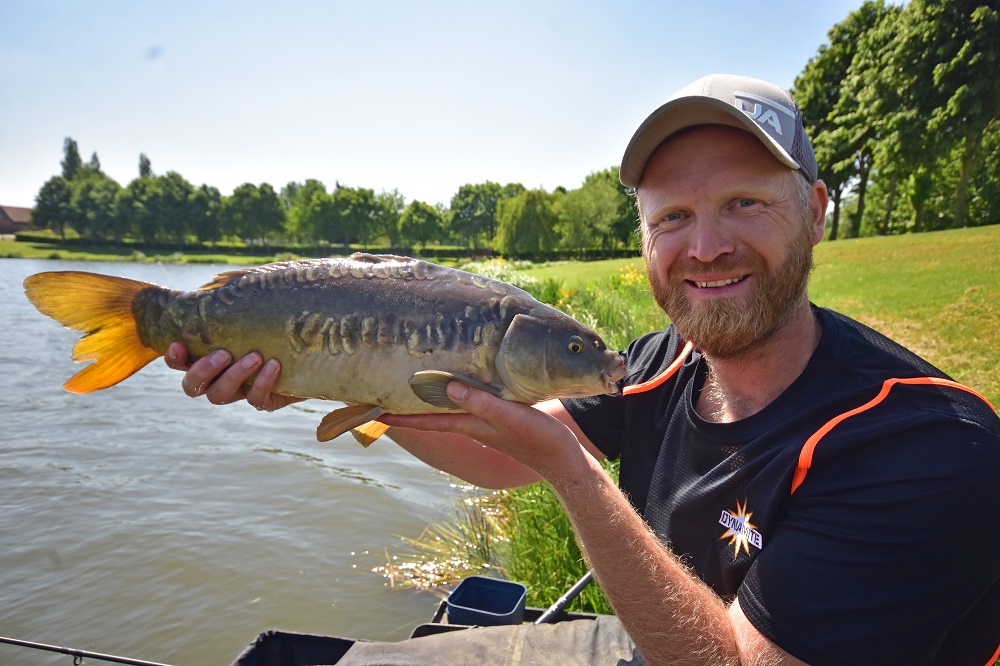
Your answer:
[0,635,174,666]
[534,570,594,624]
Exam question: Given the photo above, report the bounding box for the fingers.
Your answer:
[201,352,262,405]
[165,342,190,370]
[444,381,535,436]
[169,343,289,410]
[385,382,558,445]
[245,359,281,410]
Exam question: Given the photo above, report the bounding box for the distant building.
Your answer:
[0,205,39,235]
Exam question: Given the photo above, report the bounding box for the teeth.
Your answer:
[695,276,744,288]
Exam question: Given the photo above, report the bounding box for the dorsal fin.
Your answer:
[198,262,305,290]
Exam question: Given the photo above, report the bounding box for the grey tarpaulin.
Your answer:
[233,616,644,666]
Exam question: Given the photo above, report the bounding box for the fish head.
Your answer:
[495,309,627,403]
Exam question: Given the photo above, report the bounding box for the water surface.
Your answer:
[0,258,460,665]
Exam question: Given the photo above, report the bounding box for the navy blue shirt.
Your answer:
[562,306,1000,665]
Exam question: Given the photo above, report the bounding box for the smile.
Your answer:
[692,276,746,288]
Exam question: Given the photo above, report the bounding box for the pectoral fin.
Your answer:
[351,421,391,448]
[317,404,384,443]
[409,371,503,409]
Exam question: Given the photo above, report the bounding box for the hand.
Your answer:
[379,382,587,480]
[165,343,304,412]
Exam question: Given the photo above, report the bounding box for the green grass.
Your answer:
[0,237,276,264]
[808,226,999,406]
[523,257,642,287]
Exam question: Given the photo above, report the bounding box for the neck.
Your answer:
[696,302,821,423]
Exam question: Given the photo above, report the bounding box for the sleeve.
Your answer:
[737,413,1000,665]
[560,369,629,459]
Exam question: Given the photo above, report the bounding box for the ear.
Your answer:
[809,180,829,245]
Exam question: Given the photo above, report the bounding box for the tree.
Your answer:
[255,183,285,243]
[33,176,74,239]
[826,1,903,238]
[61,138,82,181]
[87,152,102,173]
[70,171,121,241]
[373,189,406,248]
[118,177,159,244]
[887,0,1000,229]
[285,179,329,243]
[557,170,625,255]
[495,189,558,256]
[149,172,197,247]
[190,184,222,244]
[398,200,443,251]
[221,183,286,245]
[332,185,378,248]
[139,153,154,178]
[449,181,504,248]
[793,1,894,240]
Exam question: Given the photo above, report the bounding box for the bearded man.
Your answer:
[171,75,1000,665]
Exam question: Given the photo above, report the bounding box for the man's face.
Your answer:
[637,125,823,359]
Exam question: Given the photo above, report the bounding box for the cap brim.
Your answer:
[619,96,802,188]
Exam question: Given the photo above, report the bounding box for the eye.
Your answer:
[738,198,757,208]
[568,336,584,354]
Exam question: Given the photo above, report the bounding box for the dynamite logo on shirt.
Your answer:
[719,499,763,558]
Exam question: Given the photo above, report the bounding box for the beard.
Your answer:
[646,224,815,359]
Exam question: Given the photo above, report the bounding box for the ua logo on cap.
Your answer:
[734,92,794,138]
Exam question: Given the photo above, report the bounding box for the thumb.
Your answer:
[446,381,514,422]
[446,380,472,403]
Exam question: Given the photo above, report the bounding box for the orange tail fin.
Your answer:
[23,271,162,393]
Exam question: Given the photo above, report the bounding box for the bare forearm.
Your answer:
[378,384,803,665]
[384,399,589,490]
[387,426,541,489]
[549,454,740,665]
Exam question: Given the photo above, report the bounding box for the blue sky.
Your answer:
[1,1,872,209]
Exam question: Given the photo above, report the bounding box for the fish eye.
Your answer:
[568,336,584,354]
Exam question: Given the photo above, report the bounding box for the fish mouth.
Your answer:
[602,356,628,394]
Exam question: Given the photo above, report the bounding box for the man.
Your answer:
[169,75,1000,664]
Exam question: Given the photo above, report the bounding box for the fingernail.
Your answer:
[209,350,230,367]
[261,359,279,376]
[448,382,470,401]
[239,353,261,370]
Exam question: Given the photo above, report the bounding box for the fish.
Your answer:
[23,253,627,446]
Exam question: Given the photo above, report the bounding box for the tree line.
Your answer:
[31,140,638,258]
[29,0,997,255]
[793,0,999,238]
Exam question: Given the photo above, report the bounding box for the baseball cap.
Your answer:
[619,74,818,187]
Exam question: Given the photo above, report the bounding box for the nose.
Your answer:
[687,217,735,263]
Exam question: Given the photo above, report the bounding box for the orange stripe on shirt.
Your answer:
[790,377,996,494]
[622,341,695,396]
[983,642,1000,666]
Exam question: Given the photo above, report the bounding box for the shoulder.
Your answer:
[815,306,947,377]
[812,306,998,428]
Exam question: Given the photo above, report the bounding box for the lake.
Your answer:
[0,258,462,665]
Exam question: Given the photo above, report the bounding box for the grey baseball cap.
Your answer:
[620,74,818,187]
